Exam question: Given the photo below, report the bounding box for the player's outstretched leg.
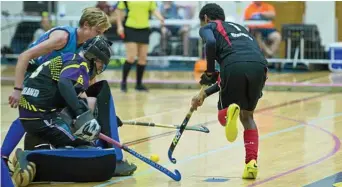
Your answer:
[86,80,137,176]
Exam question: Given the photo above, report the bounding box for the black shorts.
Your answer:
[20,113,90,149]
[124,26,150,44]
[218,62,267,111]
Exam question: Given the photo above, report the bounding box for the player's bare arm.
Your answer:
[9,30,69,108]
[14,30,69,89]
[152,9,165,26]
[115,9,124,36]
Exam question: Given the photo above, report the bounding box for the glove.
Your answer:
[199,71,219,86]
[74,118,101,142]
[73,110,101,142]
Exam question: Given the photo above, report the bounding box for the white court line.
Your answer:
[0,90,200,133]
[95,112,342,187]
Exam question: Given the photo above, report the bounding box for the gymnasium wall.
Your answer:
[0,1,340,48]
[304,1,337,46]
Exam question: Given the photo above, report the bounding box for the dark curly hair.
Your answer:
[199,3,225,22]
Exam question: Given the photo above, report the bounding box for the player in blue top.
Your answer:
[9,7,111,107]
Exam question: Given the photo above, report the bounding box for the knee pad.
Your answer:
[25,148,116,182]
[218,107,228,126]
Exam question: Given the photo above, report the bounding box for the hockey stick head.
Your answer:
[198,125,210,133]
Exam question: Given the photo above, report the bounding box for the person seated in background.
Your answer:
[159,1,193,56]
[32,12,52,42]
[244,1,281,58]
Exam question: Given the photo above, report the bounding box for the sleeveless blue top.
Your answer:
[28,26,82,65]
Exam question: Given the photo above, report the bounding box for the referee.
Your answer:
[116,1,164,92]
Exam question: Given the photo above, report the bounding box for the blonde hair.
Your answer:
[79,7,111,31]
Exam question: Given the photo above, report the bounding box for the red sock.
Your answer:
[244,129,259,163]
[217,107,228,126]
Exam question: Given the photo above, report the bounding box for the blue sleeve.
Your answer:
[199,24,216,73]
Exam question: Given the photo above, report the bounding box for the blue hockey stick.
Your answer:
[99,133,181,181]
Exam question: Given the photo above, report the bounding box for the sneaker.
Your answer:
[242,159,258,179]
[225,103,240,142]
[113,159,137,176]
[121,82,127,93]
[135,84,149,92]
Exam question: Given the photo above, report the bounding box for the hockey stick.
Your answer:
[167,86,207,164]
[122,121,210,133]
[98,133,182,181]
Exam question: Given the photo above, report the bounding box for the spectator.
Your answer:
[96,1,125,41]
[116,1,164,92]
[32,12,52,42]
[159,1,192,56]
[96,1,114,15]
[244,1,281,58]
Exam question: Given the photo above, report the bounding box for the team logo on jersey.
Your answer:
[77,75,84,85]
[22,87,40,97]
[230,33,253,41]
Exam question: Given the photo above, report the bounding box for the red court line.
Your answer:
[247,114,341,187]
[125,92,329,146]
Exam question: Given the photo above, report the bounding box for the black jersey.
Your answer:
[19,53,90,114]
[199,20,267,72]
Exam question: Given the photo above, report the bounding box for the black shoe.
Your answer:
[121,82,127,93]
[113,159,137,176]
[135,84,149,92]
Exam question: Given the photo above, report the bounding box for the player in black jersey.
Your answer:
[192,3,268,179]
[9,37,137,187]
[19,36,111,148]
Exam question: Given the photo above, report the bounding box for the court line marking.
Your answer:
[124,92,328,146]
[0,92,327,135]
[0,90,332,185]
[96,112,342,187]
[247,113,341,186]
[95,125,305,187]
[0,90,200,133]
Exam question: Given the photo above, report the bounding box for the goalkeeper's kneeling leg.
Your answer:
[11,147,116,184]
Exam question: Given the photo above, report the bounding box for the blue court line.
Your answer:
[95,112,342,187]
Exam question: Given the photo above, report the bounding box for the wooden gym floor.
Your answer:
[1,79,342,186]
[2,65,342,85]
